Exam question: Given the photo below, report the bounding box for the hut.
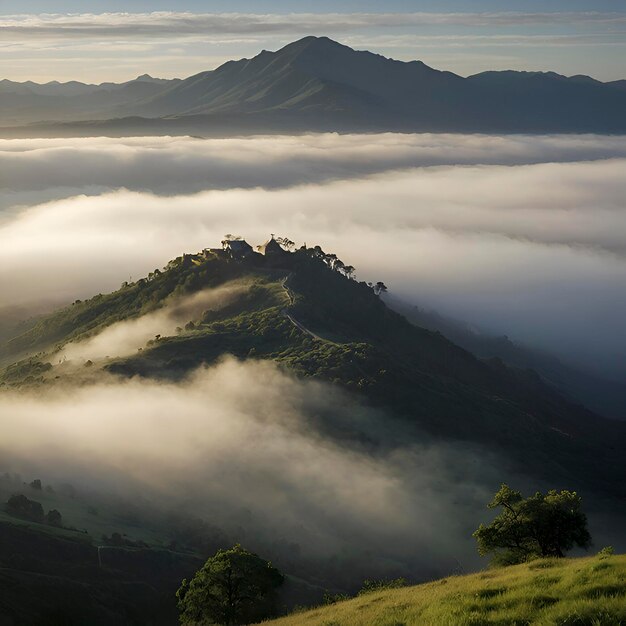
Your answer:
[257,235,287,256]
[222,238,253,259]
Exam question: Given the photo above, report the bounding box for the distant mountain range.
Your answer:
[0,74,181,126]
[2,36,626,136]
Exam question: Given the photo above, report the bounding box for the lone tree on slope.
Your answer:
[176,544,284,625]
[473,484,591,565]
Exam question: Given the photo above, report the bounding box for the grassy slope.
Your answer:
[268,555,626,626]
[0,477,166,547]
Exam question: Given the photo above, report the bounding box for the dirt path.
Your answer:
[280,275,337,344]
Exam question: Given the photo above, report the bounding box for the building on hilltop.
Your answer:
[257,235,287,256]
[221,238,253,259]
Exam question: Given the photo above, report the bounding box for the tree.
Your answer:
[46,509,63,527]
[221,234,242,249]
[373,282,388,296]
[473,484,591,565]
[333,258,345,274]
[275,237,295,251]
[6,494,44,523]
[176,544,284,625]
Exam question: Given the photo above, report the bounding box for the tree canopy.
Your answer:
[176,544,284,625]
[473,484,592,565]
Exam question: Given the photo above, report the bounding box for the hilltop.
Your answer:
[268,553,626,626]
[2,36,626,136]
[2,236,626,498]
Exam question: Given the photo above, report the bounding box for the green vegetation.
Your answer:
[177,544,284,625]
[0,472,220,552]
[3,242,626,498]
[6,493,45,522]
[268,554,626,626]
[358,578,408,595]
[2,239,626,624]
[0,253,245,366]
[473,484,591,565]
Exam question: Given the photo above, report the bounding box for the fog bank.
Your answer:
[3,133,626,199]
[0,358,503,579]
[2,140,626,375]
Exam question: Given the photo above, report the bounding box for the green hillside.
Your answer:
[2,240,626,623]
[2,242,626,497]
[269,554,626,626]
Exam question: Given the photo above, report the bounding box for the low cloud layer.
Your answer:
[1,133,625,376]
[3,134,626,198]
[0,358,502,580]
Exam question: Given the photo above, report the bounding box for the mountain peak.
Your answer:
[272,35,357,64]
[280,35,348,53]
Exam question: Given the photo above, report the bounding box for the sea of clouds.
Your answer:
[2,132,626,581]
[1,132,625,376]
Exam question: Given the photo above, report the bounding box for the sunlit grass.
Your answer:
[268,554,626,625]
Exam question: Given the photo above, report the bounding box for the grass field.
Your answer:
[268,554,626,626]
[0,476,171,547]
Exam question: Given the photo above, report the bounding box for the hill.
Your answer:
[2,239,626,498]
[2,36,626,135]
[268,553,626,625]
[2,239,626,622]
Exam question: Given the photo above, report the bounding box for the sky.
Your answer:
[0,1,625,82]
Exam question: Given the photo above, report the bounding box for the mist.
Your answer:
[1,133,626,376]
[2,131,626,597]
[0,357,506,582]
[60,281,251,362]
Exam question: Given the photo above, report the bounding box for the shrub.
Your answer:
[358,578,408,595]
[6,494,45,522]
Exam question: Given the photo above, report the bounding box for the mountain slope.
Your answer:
[131,37,461,120]
[126,38,384,120]
[389,297,626,421]
[268,554,626,626]
[2,242,626,498]
[88,36,626,132]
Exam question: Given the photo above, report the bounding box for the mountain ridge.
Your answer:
[2,36,626,134]
[2,239,625,499]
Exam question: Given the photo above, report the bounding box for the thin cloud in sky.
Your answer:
[1,12,626,39]
[2,10,625,81]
